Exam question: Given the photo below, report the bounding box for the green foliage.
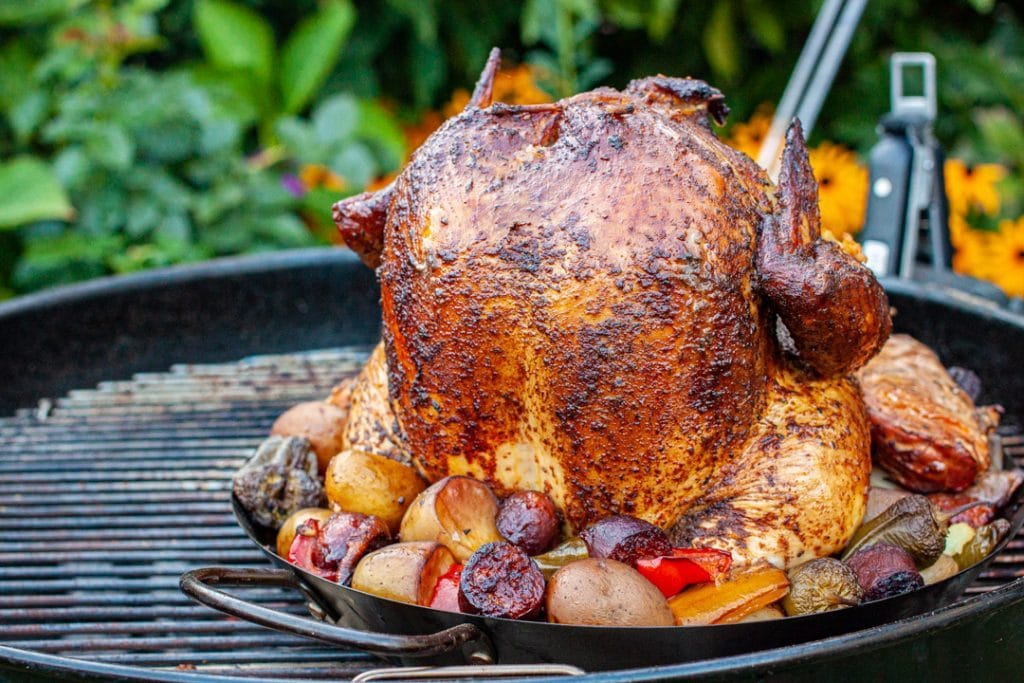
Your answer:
[0,158,73,229]
[0,0,1022,299]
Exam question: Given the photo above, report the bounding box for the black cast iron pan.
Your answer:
[179,402,1024,672]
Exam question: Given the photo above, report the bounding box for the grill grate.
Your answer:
[1,347,1023,681]
[0,347,382,681]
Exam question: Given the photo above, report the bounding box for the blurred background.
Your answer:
[0,0,1021,300]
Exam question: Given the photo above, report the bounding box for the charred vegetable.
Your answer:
[635,548,732,598]
[288,512,390,584]
[846,543,923,602]
[325,449,426,534]
[668,564,790,626]
[782,558,862,616]
[532,538,589,580]
[399,476,504,562]
[546,558,674,626]
[953,519,1011,570]
[429,563,463,612]
[579,515,672,566]
[351,541,455,606]
[928,492,995,528]
[276,507,333,557]
[271,401,350,472]
[497,490,560,555]
[233,436,325,528]
[842,494,951,568]
[919,554,959,585]
[458,542,545,619]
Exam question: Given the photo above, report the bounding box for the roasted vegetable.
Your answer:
[846,543,923,602]
[351,541,455,606]
[842,494,949,568]
[458,542,545,619]
[919,554,960,585]
[668,564,790,626]
[546,558,674,626]
[288,512,390,584]
[429,563,463,612]
[271,401,350,472]
[928,492,994,528]
[953,519,1011,570]
[233,436,325,529]
[737,605,785,622]
[579,515,672,566]
[532,537,589,580]
[399,476,503,562]
[325,449,426,533]
[276,507,332,557]
[782,558,862,616]
[864,487,910,523]
[635,548,732,598]
[943,522,976,556]
[497,490,560,555]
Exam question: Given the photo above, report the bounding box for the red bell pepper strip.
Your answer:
[429,563,464,612]
[635,548,732,598]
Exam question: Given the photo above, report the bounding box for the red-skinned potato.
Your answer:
[325,450,426,533]
[399,476,504,562]
[276,508,333,557]
[351,541,456,606]
[545,558,673,626]
[271,401,349,472]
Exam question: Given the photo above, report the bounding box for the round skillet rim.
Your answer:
[2,576,1023,682]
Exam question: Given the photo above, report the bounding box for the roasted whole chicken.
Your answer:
[333,50,891,568]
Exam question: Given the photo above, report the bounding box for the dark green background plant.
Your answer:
[0,0,1021,298]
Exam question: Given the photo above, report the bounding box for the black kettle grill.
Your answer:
[1,248,1024,681]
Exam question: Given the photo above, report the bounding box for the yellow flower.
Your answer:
[299,163,345,192]
[945,159,1005,217]
[726,103,773,160]
[952,224,993,281]
[977,217,1024,298]
[808,142,869,236]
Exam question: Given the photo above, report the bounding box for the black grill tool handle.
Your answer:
[180,567,492,660]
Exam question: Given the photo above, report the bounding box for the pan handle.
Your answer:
[180,567,492,660]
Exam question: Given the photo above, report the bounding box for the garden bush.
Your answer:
[0,0,1021,298]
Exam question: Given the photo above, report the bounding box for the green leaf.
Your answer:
[354,99,406,172]
[0,0,85,25]
[313,94,360,143]
[703,0,739,82]
[0,157,73,229]
[743,0,784,54]
[974,107,1024,168]
[193,0,275,84]
[648,0,681,41]
[280,0,356,114]
[968,0,995,13]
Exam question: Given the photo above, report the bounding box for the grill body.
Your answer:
[1,248,1023,681]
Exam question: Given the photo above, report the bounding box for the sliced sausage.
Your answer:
[458,541,545,619]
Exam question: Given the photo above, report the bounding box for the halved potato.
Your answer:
[325,450,426,533]
[275,507,333,557]
[399,476,503,562]
[351,541,456,606]
[545,558,673,626]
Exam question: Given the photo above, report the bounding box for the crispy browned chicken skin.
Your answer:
[334,49,890,567]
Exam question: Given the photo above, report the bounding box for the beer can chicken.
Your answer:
[332,49,891,568]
